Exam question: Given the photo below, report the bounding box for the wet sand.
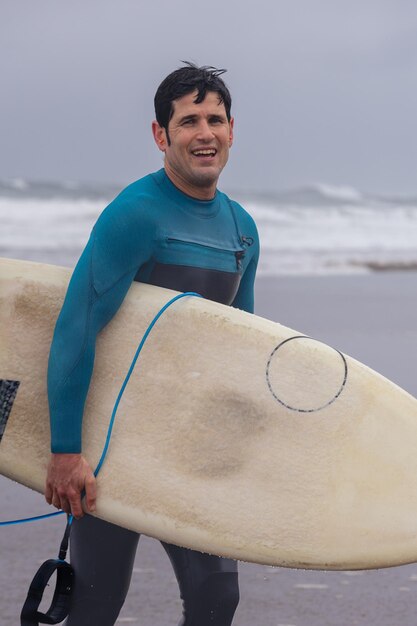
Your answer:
[2,273,417,625]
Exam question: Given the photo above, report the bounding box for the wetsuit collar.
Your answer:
[152,169,221,218]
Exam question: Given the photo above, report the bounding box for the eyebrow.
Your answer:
[178,113,227,124]
[178,114,198,123]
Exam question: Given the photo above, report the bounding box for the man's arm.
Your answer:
[45,197,154,517]
[47,237,141,453]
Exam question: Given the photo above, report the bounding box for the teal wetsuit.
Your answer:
[48,168,259,626]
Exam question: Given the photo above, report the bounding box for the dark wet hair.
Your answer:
[154,61,232,135]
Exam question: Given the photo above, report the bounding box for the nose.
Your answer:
[196,120,214,141]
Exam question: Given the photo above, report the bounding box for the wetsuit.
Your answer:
[48,168,259,625]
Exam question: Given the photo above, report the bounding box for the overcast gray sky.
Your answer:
[2,0,417,194]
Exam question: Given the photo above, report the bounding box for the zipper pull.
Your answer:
[235,250,245,271]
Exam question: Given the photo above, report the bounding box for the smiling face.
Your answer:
[152,90,234,200]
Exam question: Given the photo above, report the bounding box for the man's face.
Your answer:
[152,90,234,199]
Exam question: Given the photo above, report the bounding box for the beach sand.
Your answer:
[2,272,417,625]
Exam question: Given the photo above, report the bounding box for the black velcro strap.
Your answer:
[20,559,74,625]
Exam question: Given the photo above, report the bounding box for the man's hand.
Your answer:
[45,453,97,519]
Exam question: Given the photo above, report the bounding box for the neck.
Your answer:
[164,165,217,200]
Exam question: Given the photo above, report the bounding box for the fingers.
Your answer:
[84,473,97,513]
[44,481,53,505]
[67,490,85,519]
[48,486,81,517]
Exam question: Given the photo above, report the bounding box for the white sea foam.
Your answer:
[246,198,417,275]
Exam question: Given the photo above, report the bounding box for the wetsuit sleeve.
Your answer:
[48,198,154,453]
[231,217,260,314]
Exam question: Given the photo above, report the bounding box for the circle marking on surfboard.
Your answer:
[266,335,348,412]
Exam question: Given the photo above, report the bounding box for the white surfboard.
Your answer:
[1,257,417,570]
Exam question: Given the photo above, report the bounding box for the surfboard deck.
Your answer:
[1,257,417,570]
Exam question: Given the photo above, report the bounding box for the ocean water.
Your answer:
[1,177,417,274]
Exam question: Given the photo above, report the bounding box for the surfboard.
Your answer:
[1,257,417,570]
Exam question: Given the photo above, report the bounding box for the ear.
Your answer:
[152,121,167,152]
[228,117,234,148]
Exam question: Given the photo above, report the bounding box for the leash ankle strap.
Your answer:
[20,520,73,625]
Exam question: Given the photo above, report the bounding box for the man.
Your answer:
[45,62,259,625]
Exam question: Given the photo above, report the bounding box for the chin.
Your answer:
[191,168,222,186]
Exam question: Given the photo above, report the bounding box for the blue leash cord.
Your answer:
[0,511,64,526]
[93,290,201,477]
[1,291,202,528]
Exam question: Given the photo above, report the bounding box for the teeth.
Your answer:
[193,149,216,156]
